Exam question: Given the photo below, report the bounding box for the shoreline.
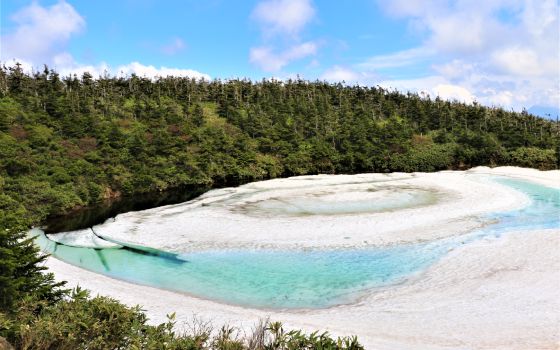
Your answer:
[88,168,532,252]
[466,166,560,188]
[42,166,559,235]
[41,166,560,349]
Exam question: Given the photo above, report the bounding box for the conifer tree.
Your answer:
[0,191,65,313]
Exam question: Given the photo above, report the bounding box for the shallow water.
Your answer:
[42,184,210,234]
[33,176,559,309]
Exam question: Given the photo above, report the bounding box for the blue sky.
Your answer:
[1,0,558,116]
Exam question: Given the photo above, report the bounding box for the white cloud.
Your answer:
[491,47,555,77]
[357,47,434,70]
[320,65,377,85]
[427,15,488,54]
[60,63,111,78]
[433,84,476,104]
[485,90,515,107]
[2,58,35,73]
[378,0,516,53]
[4,55,210,80]
[250,41,317,71]
[379,0,421,17]
[249,0,318,72]
[1,2,209,81]
[521,0,558,37]
[249,47,285,72]
[161,37,186,55]
[378,71,559,112]
[320,66,360,82]
[432,59,475,80]
[368,0,560,111]
[115,62,210,80]
[1,0,85,64]
[377,76,476,104]
[251,0,315,37]
[27,58,209,80]
[377,76,447,97]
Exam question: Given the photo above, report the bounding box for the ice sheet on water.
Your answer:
[89,171,532,253]
[47,228,122,249]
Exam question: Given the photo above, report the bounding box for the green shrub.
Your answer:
[389,142,456,172]
[8,288,197,350]
[5,289,364,350]
[509,147,557,170]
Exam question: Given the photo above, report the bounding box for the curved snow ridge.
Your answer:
[92,170,531,252]
[47,228,122,249]
[467,166,560,188]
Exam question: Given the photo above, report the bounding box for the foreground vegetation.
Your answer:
[0,64,558,348]
[2,288,362,350]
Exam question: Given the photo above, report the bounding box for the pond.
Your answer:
[32,175,560,309]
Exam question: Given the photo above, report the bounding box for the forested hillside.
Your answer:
[1,64,558,229]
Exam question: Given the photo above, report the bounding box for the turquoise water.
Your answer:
[34,177,559,309]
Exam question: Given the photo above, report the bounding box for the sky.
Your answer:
[1,0,559,117]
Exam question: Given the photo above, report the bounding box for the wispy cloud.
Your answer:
[5,57,210,81]
[250,41,317,72]
[361,0,560,110]
[115,62,209,80]
[1,0,85,65]
[160,37,186,55]
[320,65,376,85]
[1,2,208,81]
[249,0,318,72]
[357,47,434,70]
[251,0,315,38]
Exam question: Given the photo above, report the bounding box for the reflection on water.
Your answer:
[33,177,560,309]
[42,185,210,234]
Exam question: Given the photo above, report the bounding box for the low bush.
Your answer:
[3,288,363,350]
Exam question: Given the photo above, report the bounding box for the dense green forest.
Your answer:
[0,63,558,348]
[1,64,557,227]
